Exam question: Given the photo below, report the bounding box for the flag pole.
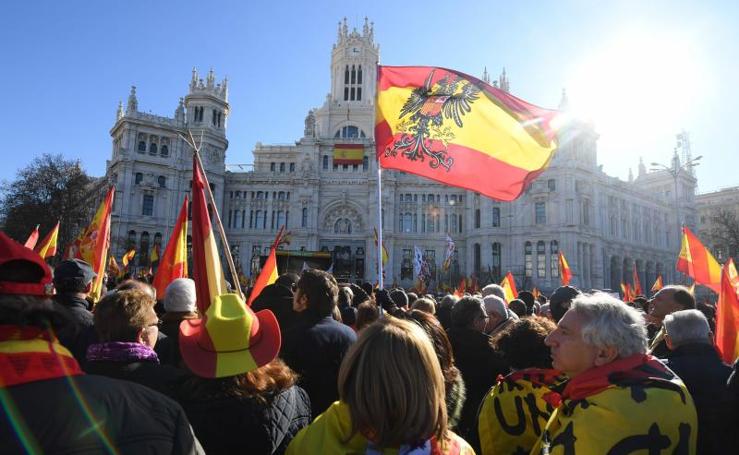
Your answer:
[180,130,244,301]
[376,163,384,290]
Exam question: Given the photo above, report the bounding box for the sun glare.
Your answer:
[565,28,709,161]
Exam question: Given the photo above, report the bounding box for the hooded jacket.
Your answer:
[530,354,697,454]
[286,401,474,455]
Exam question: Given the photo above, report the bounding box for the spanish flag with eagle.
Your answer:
[376,66,560,201]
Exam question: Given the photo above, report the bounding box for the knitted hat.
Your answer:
[0,231,53,297]
[179,293,281,378]
[164,278,197,313]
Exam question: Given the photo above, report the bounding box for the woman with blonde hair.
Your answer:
[287,317,474,454]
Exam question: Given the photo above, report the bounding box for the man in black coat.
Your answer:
[252,273,300,334]
[0,231,203,454]
[280,269,357,418]
[663,309,732,454]
[647,285,695,357]
[52,259,98,362]
[446,296,509,450]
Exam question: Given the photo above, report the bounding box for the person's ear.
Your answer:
[665,334,674,350]
[135,328,146,344]
[594,345,619,366]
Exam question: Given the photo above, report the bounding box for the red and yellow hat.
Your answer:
[179,293,281,378]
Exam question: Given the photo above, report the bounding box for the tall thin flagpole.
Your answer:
[376,163,384,290]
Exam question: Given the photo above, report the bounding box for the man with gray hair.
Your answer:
[481,283,506,301]
[482,294,516,336]
[663,309,732,454]
[531,292,697,454]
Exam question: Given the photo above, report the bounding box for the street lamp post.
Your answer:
[650,150,702,282]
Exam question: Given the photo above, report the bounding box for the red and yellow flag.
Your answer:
[150,244,160,264]
[247,232,281,307]
[621,282,634,302]
[192,156,227,313]
[375,66,560,201]
[35,221,59,259]
[453,277,466,298]
[152,196,189,299]
[650,275,663,294]
[122,249,136,268]
[716,259,739,363]
[108,255,121,278]
[372,227,389,266]
[72,187,115,302]
[632,266,643,296]
[501,272,518,303]
[333,144,364,165]
[24,225,40,249]
[558,251,572,286]
[676,227,721,293]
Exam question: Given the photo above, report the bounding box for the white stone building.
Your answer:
[100,18,697,294]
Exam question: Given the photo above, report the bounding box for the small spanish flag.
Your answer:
[650,275,664,293]
[122,249,136,268]
[247,227,282,306]
[150,244,160,264]
[559,251,572,286]
[372,227,389,266]
[108,255,121,278]
[24,225,40,250]
[632,266,643,296]
[677,226,721,293]
[35,221,59,259]
[500,272,518,302]
[333,144,364,165]
[621,282,634,302]
[453,277,466,298]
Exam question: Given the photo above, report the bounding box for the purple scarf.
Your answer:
[86,342,159,364]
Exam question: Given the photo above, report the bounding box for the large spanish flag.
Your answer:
[191,156,227,313]
[500,272,518,303]
[376,66,560,201]
[333,144,364,165]
[152,196,189,299]
[35,221,59,259]
[676,227,721,293]
[716,259,739,363]
[73,187,114,302]
[559,251,572,286]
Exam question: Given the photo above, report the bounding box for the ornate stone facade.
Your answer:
[103,18,697,293]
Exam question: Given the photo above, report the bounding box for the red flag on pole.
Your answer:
[558,251,572,286]
[24,225,40,250]
[500,272,518,302]
[247,227,283,307]
[716,259,739,363]
[35,221,59,259]
[72,187,115,302]
[632,266,643,296]
[676,227,721,293]
[152,196,189,299]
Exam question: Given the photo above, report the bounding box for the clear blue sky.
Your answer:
[1,0,737,193]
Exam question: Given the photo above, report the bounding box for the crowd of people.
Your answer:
[1,230,738,454]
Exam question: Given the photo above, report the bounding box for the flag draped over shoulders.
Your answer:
[375,66,560,201]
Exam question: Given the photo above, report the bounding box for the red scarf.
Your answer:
[561,353,670,401]
[0,325,83,387]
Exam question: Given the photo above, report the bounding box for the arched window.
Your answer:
[157,176,166,188]
[334,125,366,138]
[135,172,143,185]
[149,143,157,155]
[525,241,533,277]
[351,65,356,84]
[550,241,559,278]
[160,145,169,157]
[323,155,329,169]
[537,241,546,278]
[277,211,285,228]
[302,207,308,227]
[358,65,363,84]
[278,191,286,200]
[138,141,146,152]
[492,207,500,227]
[344,66,349,84]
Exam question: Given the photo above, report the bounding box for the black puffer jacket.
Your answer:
[180,385,311,455]
[1,374,203,454]
[84,358,187,398]
[663,343,732,454]
[447,327,509,451]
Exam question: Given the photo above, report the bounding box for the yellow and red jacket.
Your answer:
[478,368,566,455]
[287,401,475,455]
[530,354,697,454]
